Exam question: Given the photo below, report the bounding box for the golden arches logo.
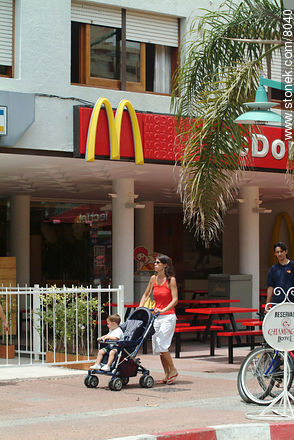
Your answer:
[269,212,294,266]
[85,98,144,165]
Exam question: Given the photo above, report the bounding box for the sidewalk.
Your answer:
[0,341,293,440]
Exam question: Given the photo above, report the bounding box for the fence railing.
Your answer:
[0,284,124,367]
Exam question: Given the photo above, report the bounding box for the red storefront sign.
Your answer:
[242,125,289,170]
[73,105,289,170]
[49,204,111,226]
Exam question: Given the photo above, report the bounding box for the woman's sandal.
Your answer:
[156,379,167,384]
[166,373,178,385]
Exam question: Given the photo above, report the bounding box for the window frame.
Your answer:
[0,0,14,78]
[72,22,178,94]
[77,23,146,92]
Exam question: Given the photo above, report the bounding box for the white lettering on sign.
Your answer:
[272,139,286,160]
[252,134,269,157]
[241,134,289,161]
[76,213,109,224]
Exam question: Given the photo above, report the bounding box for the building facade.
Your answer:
[0,0,292,309]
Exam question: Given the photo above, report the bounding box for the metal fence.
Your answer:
[0,284,124,367]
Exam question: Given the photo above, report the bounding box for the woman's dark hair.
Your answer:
[156,254,175,284]
[273,242,288,252]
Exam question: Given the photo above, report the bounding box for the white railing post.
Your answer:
[33,284,41,361]
[117,285,125,323]
[98,285,102,338]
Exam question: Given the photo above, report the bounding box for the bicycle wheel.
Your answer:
[237,346,294,405]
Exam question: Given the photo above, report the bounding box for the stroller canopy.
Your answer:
[120,307,155,342]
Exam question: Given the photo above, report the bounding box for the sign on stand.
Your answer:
[247,287,294,420]
[263,302,294,352]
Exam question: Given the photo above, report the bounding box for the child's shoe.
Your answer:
[90,363,101,370]
[101,364,111,372]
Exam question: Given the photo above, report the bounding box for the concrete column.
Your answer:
[239,186,259,313]
[112,179,134,303]
[135,201,154,253]
[10,195,30,285]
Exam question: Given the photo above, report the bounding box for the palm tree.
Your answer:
[172,0,284,245]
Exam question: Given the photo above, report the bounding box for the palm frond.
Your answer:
[172,0,283,245]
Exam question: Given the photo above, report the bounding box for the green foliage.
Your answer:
[172,0,283,245]
[35,290,102,353]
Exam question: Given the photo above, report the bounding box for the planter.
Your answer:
[46,351,95,370]
[0,344,15,359]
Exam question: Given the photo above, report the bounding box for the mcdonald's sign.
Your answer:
[73,98,289,168]
[73,98,179,164]
[86,98,144,165]
[242,125,290,171]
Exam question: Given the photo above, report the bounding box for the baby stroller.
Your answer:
[84,307,156,391]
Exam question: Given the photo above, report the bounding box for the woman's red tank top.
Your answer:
[153,277,175,315]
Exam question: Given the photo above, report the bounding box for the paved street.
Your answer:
[0,342,285,440]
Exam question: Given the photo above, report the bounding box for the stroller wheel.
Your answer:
[121,377,129,386]
[140,375,154,388]
[84,375,91,388]
[110,377,123,391]
[89,375,99,388]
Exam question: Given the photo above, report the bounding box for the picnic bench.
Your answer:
[214,329,263,364]
[174,324,223,358]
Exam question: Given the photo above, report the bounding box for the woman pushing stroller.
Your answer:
[139,254,178,385]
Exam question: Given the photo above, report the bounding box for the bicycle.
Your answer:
[237,343,294,405]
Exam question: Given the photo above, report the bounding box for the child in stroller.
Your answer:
[90,313,124,372]
[84,307,156,391]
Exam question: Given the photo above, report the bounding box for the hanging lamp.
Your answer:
[234,84,285,126]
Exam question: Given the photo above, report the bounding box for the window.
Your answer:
[0,0,14,78]
[71,2,178,94]
[30,202,112,287]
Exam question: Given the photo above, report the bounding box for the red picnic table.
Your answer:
[177,299,240,324]
[186,306,258,344]
[241,319,263,328]
[178,299,240,305]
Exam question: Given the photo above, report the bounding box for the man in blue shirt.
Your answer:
[266,242,294,305]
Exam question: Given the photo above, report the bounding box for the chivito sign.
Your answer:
[74,99,289,169]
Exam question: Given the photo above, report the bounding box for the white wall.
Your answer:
[0,0,214,153]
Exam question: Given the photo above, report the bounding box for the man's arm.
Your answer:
[266,286,273,305]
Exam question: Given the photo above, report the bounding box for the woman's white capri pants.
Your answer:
[152,314,176,354]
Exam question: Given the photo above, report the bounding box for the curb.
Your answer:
[106,422,294,440]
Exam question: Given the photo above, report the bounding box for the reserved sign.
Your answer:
[263,303,294,351]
